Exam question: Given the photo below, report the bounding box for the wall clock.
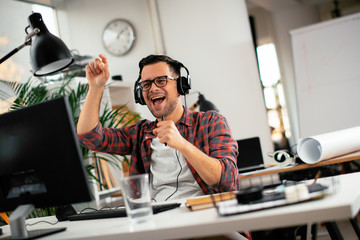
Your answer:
[102,19,135,56]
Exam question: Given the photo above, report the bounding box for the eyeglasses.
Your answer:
[140,75,176,91]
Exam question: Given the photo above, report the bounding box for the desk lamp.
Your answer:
[0,12,73,76]
[190,92,219,112]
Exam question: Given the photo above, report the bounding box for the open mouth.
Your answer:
[151,95,166,107]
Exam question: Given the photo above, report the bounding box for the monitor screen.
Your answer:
[236,137,265,173]
[0,97,92,238]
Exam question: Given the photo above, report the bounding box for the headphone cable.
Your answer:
[165,150,182,201]
[184,94,188,109]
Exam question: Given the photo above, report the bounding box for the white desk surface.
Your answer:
[2,172,360,240]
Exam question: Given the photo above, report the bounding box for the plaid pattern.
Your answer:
[78,108,240,194]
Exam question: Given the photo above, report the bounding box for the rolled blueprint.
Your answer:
[297,126,360,164]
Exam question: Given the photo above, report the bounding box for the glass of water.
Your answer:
[120,173,153,223]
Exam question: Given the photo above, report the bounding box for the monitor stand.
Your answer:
[7,204,66,239]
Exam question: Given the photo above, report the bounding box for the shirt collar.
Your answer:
[178,107,192,127]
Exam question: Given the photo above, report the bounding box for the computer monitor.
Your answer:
[236,137,265,173]
[0,97,92,239]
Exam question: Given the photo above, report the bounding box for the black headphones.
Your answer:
[134,61,191,105]
[272,150,298,166]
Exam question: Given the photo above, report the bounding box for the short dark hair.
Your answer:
[138,55,181,77]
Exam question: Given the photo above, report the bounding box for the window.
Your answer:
[0,4,59,113]
[32,4,59,36]
[32,4,66,82]
[256,43,291,151]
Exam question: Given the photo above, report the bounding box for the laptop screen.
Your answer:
[236,137,265,173]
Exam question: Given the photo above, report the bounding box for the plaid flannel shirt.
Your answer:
[78,108,240,194]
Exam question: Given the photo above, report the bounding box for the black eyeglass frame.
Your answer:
[140,75,176,91]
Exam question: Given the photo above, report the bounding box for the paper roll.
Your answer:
[297,126,360,164]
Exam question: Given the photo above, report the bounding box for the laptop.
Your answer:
[236,137,265,173]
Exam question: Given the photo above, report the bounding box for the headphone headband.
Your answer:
[134,61,191,105]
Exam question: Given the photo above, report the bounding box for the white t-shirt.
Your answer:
[150,137,204,202]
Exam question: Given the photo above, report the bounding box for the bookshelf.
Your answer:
[89,151,126,201]
[107,80,136,112]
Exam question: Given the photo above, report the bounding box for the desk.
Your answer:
[1,172,360,240]
[239,150,360,180]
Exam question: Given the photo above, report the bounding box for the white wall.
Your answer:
[3,1,360,160]
[248,5,321,147]
[56,0,274,163]
[55,0,156,119]
[1,0,274,165]
[155,0,273,161]
[58,0,154,82]
[272,6,320,145]
[248,2,360,146]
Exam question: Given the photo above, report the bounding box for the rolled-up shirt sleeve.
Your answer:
[207,112,239,192]
[78,122,104,150]
[77,122,133,155]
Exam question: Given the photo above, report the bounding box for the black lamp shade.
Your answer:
[198,93,218,112]
[28,12,74,76]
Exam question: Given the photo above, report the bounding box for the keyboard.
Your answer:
[68,203,181,221]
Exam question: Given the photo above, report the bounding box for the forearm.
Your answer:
[78,54,110,135]
[178,141,222,186]
[77,86,104,135]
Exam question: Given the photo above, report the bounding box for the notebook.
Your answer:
[236,137,265,173]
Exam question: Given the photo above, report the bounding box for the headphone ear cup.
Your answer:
[177,76,191,95]
[273,150,294,167]
[175,62,191,95]
[134,78,146,105]
[136,88,146,105]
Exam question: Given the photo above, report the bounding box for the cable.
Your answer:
[165,150,183,201]
[208,186,218,210]
[184,94,187,109]
[26,220,59,227]
[78,206,120,214]
[79,207,98,214]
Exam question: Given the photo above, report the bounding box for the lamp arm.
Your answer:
[0,28,40,64]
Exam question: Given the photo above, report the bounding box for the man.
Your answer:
[77,54,239,202]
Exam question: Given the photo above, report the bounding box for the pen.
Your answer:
[162,116,167,146]
[312,170,321,184]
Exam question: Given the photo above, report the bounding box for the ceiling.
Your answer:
[18,0,359,11]
[246,0,359,11]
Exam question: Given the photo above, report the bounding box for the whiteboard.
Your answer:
[290,12,360,138]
